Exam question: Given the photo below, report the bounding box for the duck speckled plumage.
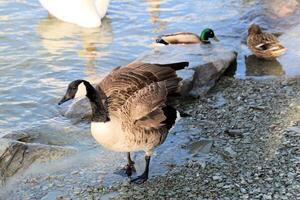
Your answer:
[247,24,287,59]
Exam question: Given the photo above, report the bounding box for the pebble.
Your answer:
[71,171,79,175]
[263,194,272,200]
[212,175,222,181]
[240,188,246,193]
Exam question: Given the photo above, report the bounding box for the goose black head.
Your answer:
[58,79,87,105]
[200,28,219,42]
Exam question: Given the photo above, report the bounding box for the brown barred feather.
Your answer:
[247,24,287,59]
[93,61,188,151]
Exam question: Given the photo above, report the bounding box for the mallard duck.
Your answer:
[39,0,110,28]
[246,24,287,59]
[58,61,189,183]
[156,28,219,45]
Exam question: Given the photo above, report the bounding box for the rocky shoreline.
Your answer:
[1,76,299,200]
[104,76,300,200]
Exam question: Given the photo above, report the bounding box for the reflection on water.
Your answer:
[146,0,166,32]
[245,55,285,76]
[36,17,113,79]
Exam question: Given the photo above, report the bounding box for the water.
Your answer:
[0,0,300,169]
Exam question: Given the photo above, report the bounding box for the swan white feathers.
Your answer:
[39,0,110,28]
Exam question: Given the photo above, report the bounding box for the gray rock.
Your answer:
[60,97,92,121]
[138,44,237,97]
[286,126,300,136]
[186,139,213,156]
[0,138,76,185]
[240,188,247,193]
[224,129,244,138]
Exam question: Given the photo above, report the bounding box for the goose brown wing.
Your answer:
[120,81,175,130]
[97,62,188,112]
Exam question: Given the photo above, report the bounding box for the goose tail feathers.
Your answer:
[164,78,182,94]
[157,62,189,71]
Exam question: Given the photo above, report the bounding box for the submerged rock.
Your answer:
[0,138,76,185]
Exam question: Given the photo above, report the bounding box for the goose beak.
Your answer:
[58,95,71,105]
[213,36,220,42]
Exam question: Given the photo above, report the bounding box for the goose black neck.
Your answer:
[82,80,109,123]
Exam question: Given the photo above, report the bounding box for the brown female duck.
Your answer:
[247,24,287,59]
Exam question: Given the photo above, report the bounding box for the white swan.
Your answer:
[39,0,110,28]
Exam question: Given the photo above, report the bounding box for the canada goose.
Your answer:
[247,24,287,59]
[58,61,189,183]
[156,28,219,45]
[39,0,110,28]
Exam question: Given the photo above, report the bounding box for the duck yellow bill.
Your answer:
[213,36,220,42]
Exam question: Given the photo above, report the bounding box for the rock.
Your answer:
[138,44,237,97]
[1,129,40,143]
[263,194,272,200]
[286,126,300,136]
[224,129,244,138]
[0,138,76,185]
[208,93,227,109]
[224,146,237,157]
[59,97,92,121]
[212,175,222,181]
[240,188,247,193]
[100,192,120,200]
[185,140,213,156]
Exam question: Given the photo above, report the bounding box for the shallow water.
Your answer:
[0,0,300,171]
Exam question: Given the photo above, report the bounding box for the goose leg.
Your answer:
[130,155,151,184]
[114,152,136,177]
[124,152,136,177]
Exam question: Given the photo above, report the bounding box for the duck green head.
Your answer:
[200,28,219,42]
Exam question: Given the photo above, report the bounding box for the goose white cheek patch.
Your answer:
[74,82,87,99]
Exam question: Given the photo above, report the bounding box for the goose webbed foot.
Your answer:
[123,163,136,177]
[130,155,151,184]
[130,172,148,184]
[114,163,136,177]
[114,152,136,177]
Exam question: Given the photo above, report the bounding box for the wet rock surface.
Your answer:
[1,76,300,199]
[0,138,76,185]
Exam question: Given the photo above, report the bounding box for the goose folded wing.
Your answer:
[98,62,185,110]
[120,81,168,130]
